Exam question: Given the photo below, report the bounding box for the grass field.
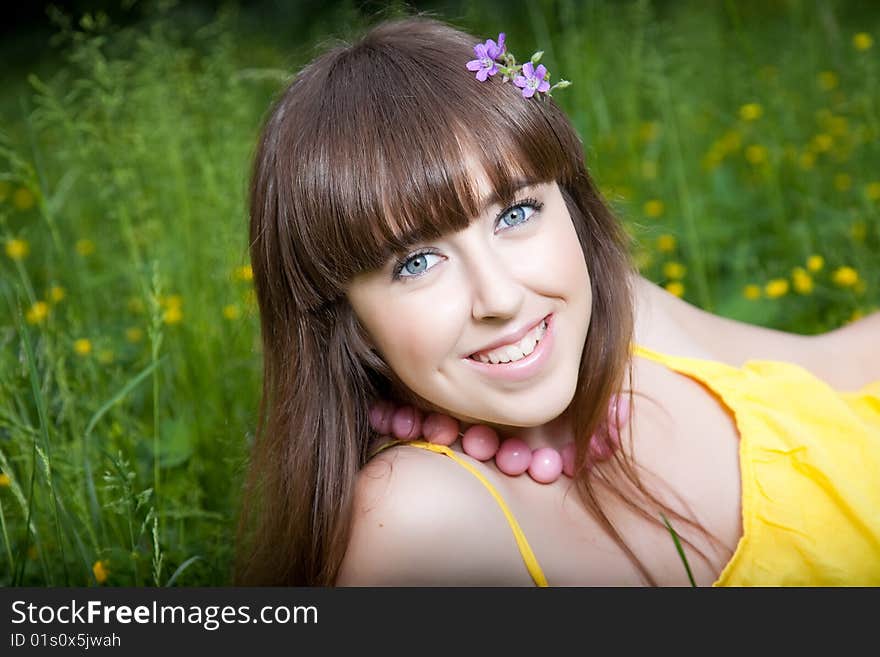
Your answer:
[0,0,877,585]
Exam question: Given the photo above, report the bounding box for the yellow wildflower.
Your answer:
[853,33,873,51]
[745,145,767,165]
[0,180,10,201]
[13,187,36,210]
[743,284,762,300]
[865,182,880,201]
[0,473,10,487]
[97,350,115,365]
[817,71,838,91]
[92,560,109,584]
[26,301,49,324]
[656,234,676,253]
[851,221,867,242]
[849,308,865,323]
[832,266,859,287]
[160,294,183,309]
[663,261,687,280]
[806,255,824,272]
[74,338,92,356]
[49,285,66,303]
[810,134,833,153]
[244,288,257,309]
[791,267,814,294]
[5,239,29,260]
[75,239,95,256]
[828,116,848,137]
[234,265,253,282]
[799,151,816,170]
[223,304,241,320]
[739,103,763,121]
[664,281,685,298]
[833,173,852,192]
[163,306,183,324]
[641,160,658,180]
[764,278,789,298]
[720,131,742,152]
[125,327,144,343]
[643,199,664,218]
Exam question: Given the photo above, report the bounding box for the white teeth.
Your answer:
[472,319,547,364]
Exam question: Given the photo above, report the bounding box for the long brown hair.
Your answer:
[235,13,728,585]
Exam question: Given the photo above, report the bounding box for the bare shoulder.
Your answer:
[334,443,535,586]
[638,275,871,389]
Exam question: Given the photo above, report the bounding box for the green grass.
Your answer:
[0,0,878,585]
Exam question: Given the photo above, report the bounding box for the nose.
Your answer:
[461,240,525,321]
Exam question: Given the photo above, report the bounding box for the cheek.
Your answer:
[522,213,590,292]
[371,297,462,374]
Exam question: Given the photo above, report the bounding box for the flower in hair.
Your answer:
[466,33,506,81]
[466,32,571,99]
[514,61,551,98]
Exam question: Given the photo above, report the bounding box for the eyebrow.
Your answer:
[386,177,539,257]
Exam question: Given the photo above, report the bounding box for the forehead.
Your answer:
[340,132,560,297]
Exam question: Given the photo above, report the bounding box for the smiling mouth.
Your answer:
[467,316,550,364]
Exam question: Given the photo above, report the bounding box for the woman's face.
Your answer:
[345,167,592,433]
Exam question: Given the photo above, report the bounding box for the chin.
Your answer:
[471,388,576,430]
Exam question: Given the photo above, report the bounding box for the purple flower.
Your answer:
[513,61,551,98]
[466,33,506,82]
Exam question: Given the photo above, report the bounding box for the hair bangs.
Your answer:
[273,17,580,309]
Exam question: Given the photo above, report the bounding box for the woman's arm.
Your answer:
[817,310,880,389]
[646,277,875,389]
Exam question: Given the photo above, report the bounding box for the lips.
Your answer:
[461,312,556,382]
[467,314,551,359]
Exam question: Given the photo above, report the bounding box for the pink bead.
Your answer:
[560,442,576,477]
[368,399,394,435]
[391,405,422,441]
[529,447,563,484]
[609,393,631,428]
[422,413,460,446]
[589,431,614,462]
[495,438,531,476]
[461,425,500,461]
[607,421,621,449]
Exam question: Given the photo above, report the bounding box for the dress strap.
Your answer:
[632,341,744,387]
[369,439,549,587]
[631,341,681,365]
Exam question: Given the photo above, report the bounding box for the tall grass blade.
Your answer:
[661,512,697,587]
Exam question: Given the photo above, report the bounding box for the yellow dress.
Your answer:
[369,342,880,586]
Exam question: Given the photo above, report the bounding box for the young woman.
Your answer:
[234,15,880,586]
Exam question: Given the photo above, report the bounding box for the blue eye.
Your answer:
[391,197,544,281]
[498,203,537,230]
[395,251,441,279]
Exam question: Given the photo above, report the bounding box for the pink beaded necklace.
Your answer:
[369,394,630,484]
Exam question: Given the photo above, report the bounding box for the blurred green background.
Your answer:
[1,0,877,585]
